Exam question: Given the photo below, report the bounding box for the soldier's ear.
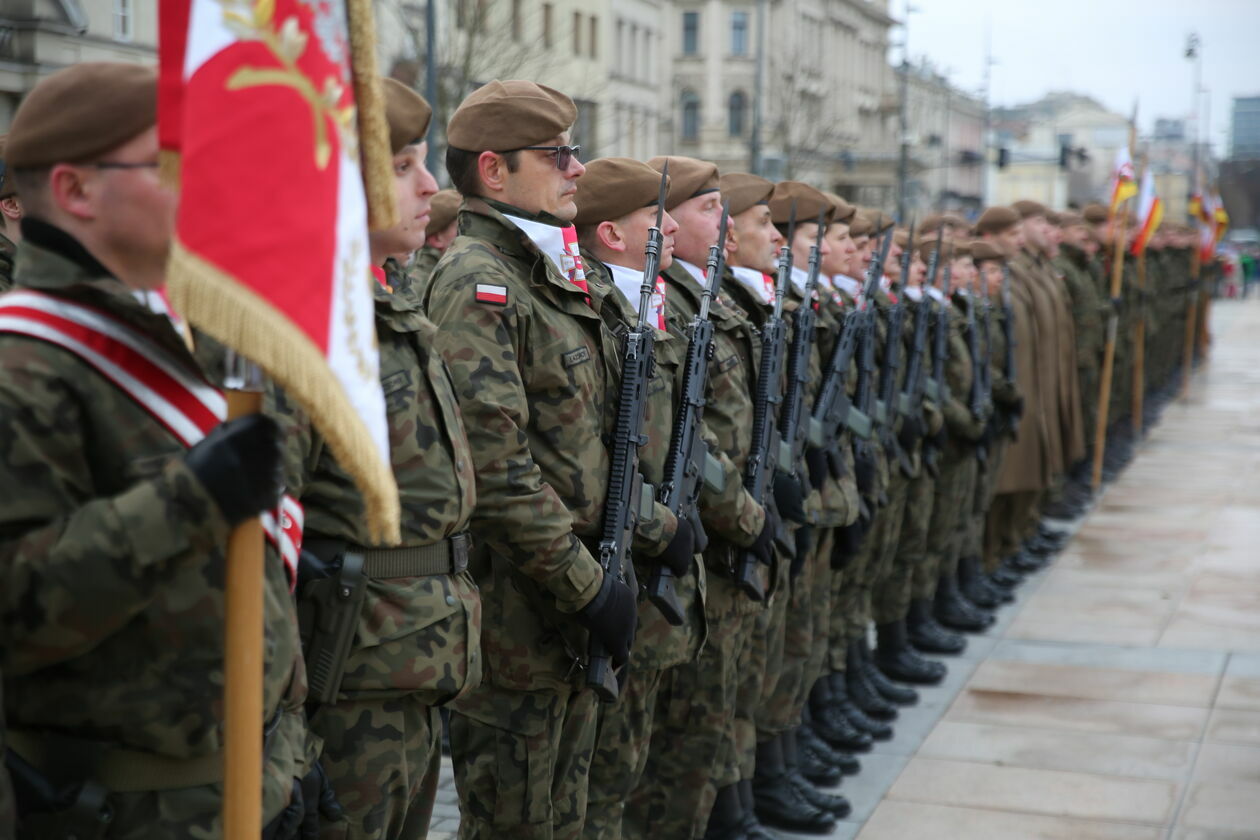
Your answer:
[476,151,509,196]
[597,220,626,254]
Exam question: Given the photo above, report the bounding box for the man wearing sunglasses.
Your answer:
[425,81,661,840]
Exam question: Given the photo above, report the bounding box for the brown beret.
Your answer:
[975,206,1021,235]
[0,135,14,199]
[949,240,972,258]
[971,240,1005,263]
[1058,211,1087,229]
[894,228,915,251]
[1012,199,1047,219]
[426,189,461,233]
[383,79,433,154]
[825,192,857,224]
[647,156,719,210]
[446,79,577,152]
[720,172,775,216]
[916,236,948,264]
[1045,209,1062,226]
[769,181,833,226]
[7,62,156,170]
[921,212,968,233]
[1082,203,1109,224]
[862,208,895,235]
[847,212,873,238]
[573,157,667,226]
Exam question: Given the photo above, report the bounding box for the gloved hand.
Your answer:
[262,761,343,840]
[576,572,638,668]
[853,443,877,497]
[655,518,695,577]
[749,508,778,565]
[773,471,808,524]
[825,446,849,480]
[833,507,872,565]
[804,446,828,491]
[898,412,923,453]
[791,525,814,579]
[186,414,282,526]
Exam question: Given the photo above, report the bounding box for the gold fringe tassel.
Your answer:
[159,149,182,191]
[346,0,398,232]
[168,239,402,545]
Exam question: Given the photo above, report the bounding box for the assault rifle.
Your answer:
[962,274,990,468]
[652,203,732,625]
[922,241,954,476]
[589,165,669,700]
[735,204,796,602]
[897,230,944,443]
[852,228,897,504]
[779,209,827,479]
[1000,262,1019,429]
[875,222,914,478]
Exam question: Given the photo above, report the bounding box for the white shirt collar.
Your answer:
[730,265,774,306]
[789,264,810,296]
[927,286,946,302]
[832,274,861,296]
[675,258,707,286]
[504,214,569,276]
[606,262,667,330]
[904,286,923,301]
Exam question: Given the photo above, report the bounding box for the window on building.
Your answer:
[681,90,701,141]
[114,0,133,41]
[511,0,523,41]
[589,16,598,58]
[628,25,638,78]
[572,99,598,158]
[731,11,749,56]
[728,90,747,137]
[543,3,554,48]
[682,11,699,56]
[574,12,582,53]
[615,19,625,74]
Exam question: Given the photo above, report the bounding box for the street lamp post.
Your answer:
[1186,32,1202,215]
[896,3,919,222]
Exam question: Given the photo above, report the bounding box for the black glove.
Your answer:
[897,412,923,452]
[791,525,814,579]
[576,572,638,668]
[853,444,877,497]
[262,761,343,840]
[655,518,695,578]
[825,447,849,480]
[773,471,808,524]
[804,446,828,491]
[749,508,778,565]
[186,414,282,526]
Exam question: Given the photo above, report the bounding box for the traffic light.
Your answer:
[997,148,1010,169]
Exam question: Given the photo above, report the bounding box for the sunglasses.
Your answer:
[509,144,581,170]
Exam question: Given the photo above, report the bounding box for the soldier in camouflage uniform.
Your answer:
[407,188,461,299]
[424,82,659,840]
[626,170,778,840]
[0,63,321,839]
[0,135,21,293]
[1054,213,1107,456]
[269,81,481,840]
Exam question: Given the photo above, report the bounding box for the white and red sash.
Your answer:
[0,290,301,587]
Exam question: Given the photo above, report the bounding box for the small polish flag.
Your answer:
[475,283,509,305]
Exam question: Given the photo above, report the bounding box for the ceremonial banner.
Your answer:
[1129,168,1163,256]
[160,0,399,541]
[1108,146,1137,219]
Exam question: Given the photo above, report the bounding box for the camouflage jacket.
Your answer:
[424,198,673,692]
[405,245,443,307]
[271,260,481,703]
[0,232,14,293]
[1056,245,1107,366]
[940,294,985,454]
[0,227,309,817]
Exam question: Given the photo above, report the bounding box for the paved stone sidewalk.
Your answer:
[429,300,1258,838]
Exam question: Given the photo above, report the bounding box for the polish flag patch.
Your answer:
[475,283,508,305]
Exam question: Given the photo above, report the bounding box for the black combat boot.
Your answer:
[703,783,750,840]
[799,711,860,776]
[876,620,946,684]
[738,779,780,840]
[829,672,893,740]
[989,561,1024,589]
[958,555,1005,608]
[906,598,967,654]
[1006,548,1046,572]
[934,572,995,632]
[796,725,842,787]
[783,731,851,819]
[752,737,835,834]
[808,676,873,752]
[845,641,898,721]
[859,635,919,705]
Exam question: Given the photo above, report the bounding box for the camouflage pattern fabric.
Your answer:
[405,244,444,305]
[311,697,440,840]
[450,687,599,840]
[582,666,666,840]
[0,233,311,833]
[892,471,937,608]
[0,680,11,840]
[859,472,910,635]
[0,232,14,293]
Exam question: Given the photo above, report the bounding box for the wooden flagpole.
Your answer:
[1091,211,1129,490]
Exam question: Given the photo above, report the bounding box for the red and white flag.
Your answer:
[160,0,399,541]
[1129,168,1163,256]
[1108,146,1137,220]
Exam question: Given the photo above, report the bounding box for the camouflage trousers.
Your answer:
[969,437,1008,572]
[623,575,753,840]
[760,529,833,737]
[450,684,599,840]
[985,489,1040,566]
[1078,364,1100,449]
[857,475,911,633]
[749,553,790,746]
[582,665,666,840]
[829,519,879,672]
[885,471,935,610]
[312,695,440,840]
[927,454,978,579]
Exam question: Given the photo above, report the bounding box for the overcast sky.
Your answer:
[897,0,1259,156]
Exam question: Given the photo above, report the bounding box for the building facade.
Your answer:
[1230,95,1260,160]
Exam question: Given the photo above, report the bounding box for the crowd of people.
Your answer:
[0,63,1210,840]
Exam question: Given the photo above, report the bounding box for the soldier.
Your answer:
[408,188,461,295]
[621,159,780,840]
[0,135,22,292]
[1054,212,1107,478]
[0,63,325,838]
[423,81,647,840]
[269,80,479,840]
